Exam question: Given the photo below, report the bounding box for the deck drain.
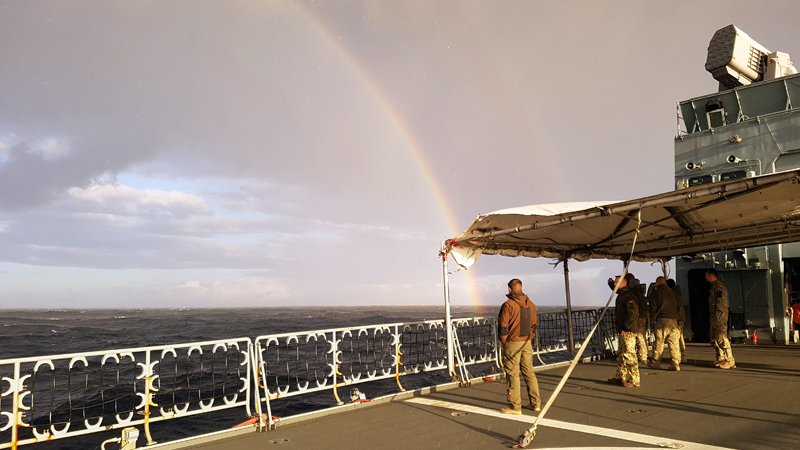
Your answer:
[268,438,291,444]
[656,442,683,448]
[675,389,687,392]
[625,409,646,413]
[451,411,470,417]
[576,386,595,390]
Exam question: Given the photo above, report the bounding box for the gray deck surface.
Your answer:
[161,343,800,449]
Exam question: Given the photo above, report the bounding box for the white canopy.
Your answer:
[447,169,800,269]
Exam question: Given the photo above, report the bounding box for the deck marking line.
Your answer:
[404,397,733,450]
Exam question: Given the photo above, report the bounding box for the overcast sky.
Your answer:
[2,1,799,309]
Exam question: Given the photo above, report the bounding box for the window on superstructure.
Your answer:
[688,175,714,186]
[720,170,747,181]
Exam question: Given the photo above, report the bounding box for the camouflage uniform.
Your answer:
[673,284,687,361]
[629,278,649,363]
[613,287,640,385]
[652,319,682,366]
[615,330,639,383]
[648,284,683,368]
[613,276,648,363]
[709,279,735,365]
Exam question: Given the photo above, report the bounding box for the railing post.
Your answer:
[332,331,344,405]
[256,341,275,430]
[394,325,405,391]
[11,361,20,450]
[248,343,265,431]
[142,351,157,446]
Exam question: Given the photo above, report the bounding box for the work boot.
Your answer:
[668,364,680,371]
[647,359,662,370]
[500,407,522,415]
[718,361,736,369]
[607,377,623,385]
[639,359,648,366]
[713,360,724,367]
[525,404,541,412]
[622,380,635,388]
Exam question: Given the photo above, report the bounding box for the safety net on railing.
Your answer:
[535,308,617,354]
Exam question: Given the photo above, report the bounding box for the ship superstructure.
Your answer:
[675,25,800,344]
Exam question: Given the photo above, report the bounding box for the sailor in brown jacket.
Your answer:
[498,278,541,415]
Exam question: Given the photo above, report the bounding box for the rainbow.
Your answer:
[293,4,483,306]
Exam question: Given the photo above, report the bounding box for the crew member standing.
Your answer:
[668,279,688,363]
[608,274,648,365]
[608,275,640,387]
[647,277,683,371]
[498,279,541,415]
[628,274,649,366]
[706,269,736,369]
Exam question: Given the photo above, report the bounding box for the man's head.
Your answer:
[666,278,676,289]
[508,278,523,294]
[656,276,667,286]
[614,276,628,289]
[624,272,640,287]
[705,268,718,282]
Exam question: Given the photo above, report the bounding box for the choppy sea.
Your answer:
[0,306,567,450]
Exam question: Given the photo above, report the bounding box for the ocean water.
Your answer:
[0,306,519,360]
[0,305,568,449]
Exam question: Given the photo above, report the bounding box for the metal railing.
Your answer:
[0,309,617,448]
[250,317,501,429]
[0,338,252,449]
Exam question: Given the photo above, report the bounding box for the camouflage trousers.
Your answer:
[635,318,648,362]
[710,323,735,365]
[653,318,681,366]
[615,331,640,384]
[502,340,541,410]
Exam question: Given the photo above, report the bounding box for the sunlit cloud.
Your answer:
[67,181,211,216]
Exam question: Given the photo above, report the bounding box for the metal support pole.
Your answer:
[661,259,668,278]
[563,257,575,353]
[441,242,455,379]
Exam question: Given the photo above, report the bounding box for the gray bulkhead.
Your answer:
[674,72,800,344]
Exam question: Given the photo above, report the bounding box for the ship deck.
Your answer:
[154,343,800,450]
